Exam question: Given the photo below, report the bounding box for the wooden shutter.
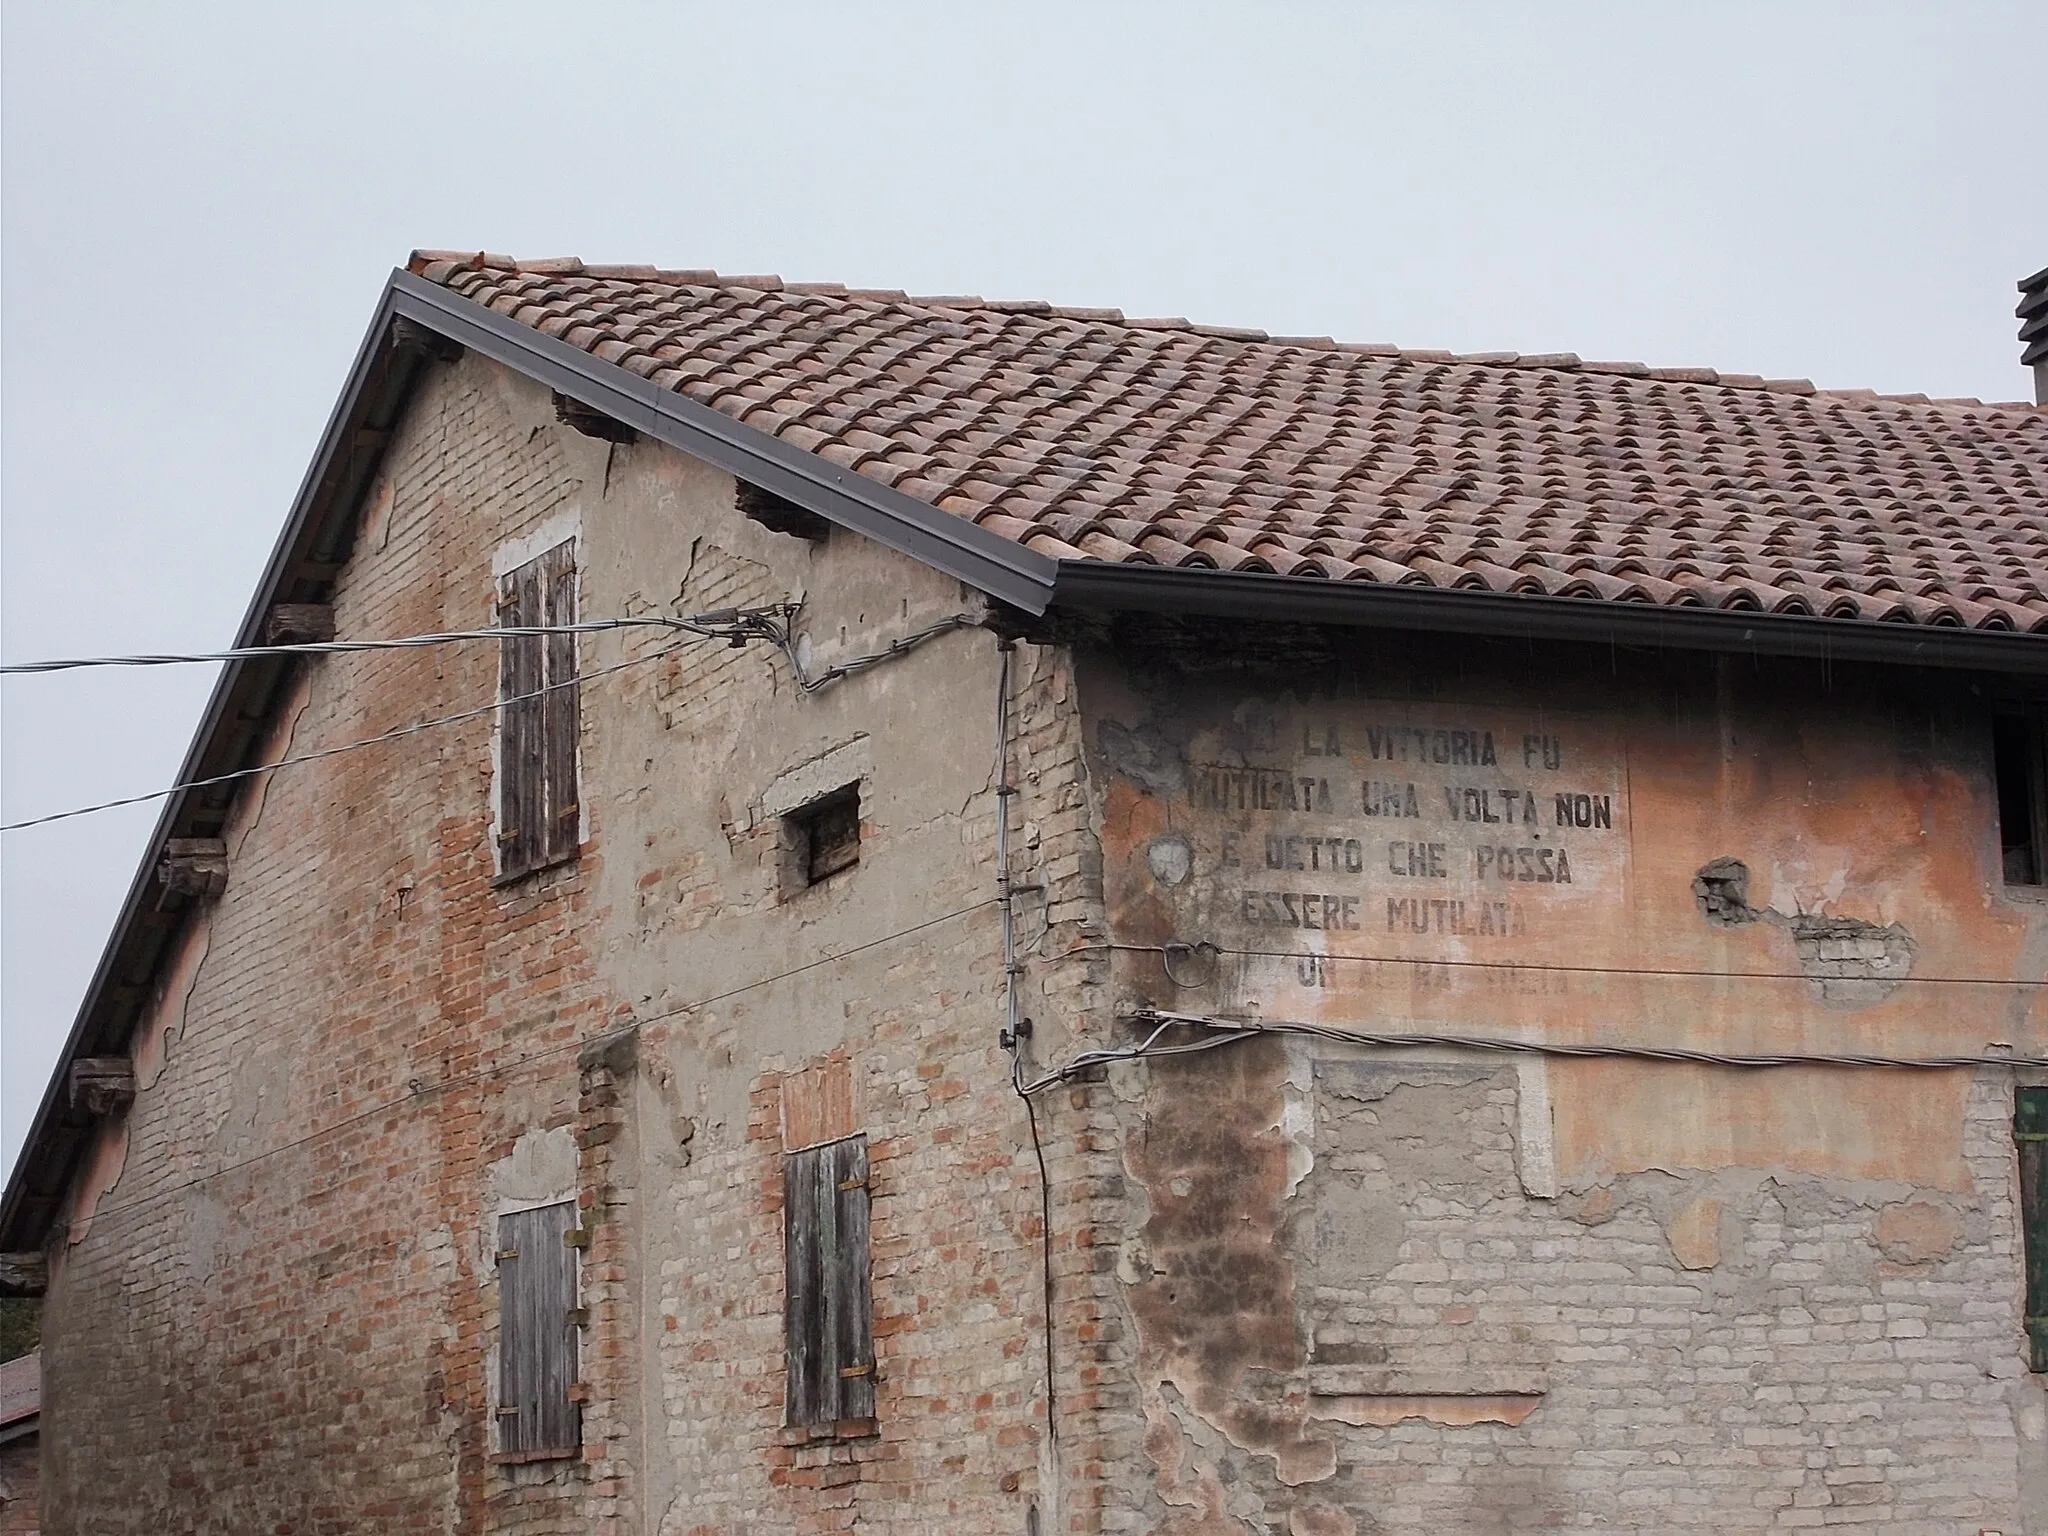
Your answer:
[497,560,544,879]
[496,1201,581,1458]
[495,539,579,880]
[2019,1087,2048,1372]
[783,1135,875,1428]
[539,541,581,866]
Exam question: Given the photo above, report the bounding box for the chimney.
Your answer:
[2020,264,2048,405]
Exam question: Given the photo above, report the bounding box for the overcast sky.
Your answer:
[3,2,2043,1172]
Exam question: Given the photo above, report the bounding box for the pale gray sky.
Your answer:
[3,1,2044,1170]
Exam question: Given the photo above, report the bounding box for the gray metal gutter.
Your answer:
[1048,562,2048,675]
[387,272,1060,615]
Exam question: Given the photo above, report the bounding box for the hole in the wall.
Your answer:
[1692,857,1754,925]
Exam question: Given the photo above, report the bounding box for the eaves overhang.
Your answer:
[386,272,1060,615]
[0,270,1062,1256]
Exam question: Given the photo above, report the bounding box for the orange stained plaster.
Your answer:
[1549,1060,1974,1190]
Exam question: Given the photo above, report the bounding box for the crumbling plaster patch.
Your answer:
[1122,1038,1336,1491]
[1692,855,1917,1007]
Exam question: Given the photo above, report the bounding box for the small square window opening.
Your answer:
[786,786,861,891]
[1993,713,2047,888]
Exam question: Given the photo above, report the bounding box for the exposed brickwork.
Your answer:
[28,330,2046,1536]
[34,353,1108,1534]
[40,357,615,1534]
[1075,640,2048,1533]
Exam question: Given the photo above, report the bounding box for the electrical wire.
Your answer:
[987,639,1060,1462]
[1087,939,2040,993]
[752,607,982,694]
[27,608,999,1235]
[0,642,686,833]
[0,608,985,832]
[1014,1008,2048,1096]
[0,614,760,675]
[54,897,999,1243]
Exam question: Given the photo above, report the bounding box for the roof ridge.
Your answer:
[405,250,2044,413]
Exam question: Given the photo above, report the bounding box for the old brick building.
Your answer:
[3,252,2046,1533]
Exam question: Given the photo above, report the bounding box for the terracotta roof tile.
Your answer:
[409,253,2048,636]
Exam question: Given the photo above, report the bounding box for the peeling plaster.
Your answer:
[1124,1039,1337,1494]
[1514,1054,1559,1199]
[1309,1392,1544,1428]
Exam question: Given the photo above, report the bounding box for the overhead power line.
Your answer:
[0,643,685,833]
[0,606,983,832]
[0,612,766,675]
[56,897,997,1243]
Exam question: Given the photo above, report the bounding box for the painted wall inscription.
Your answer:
[1128,705,1632,965]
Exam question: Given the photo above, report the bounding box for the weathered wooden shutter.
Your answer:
[539,541,581,866]
[2018,1087,2048,1372]
[495,539,579,880]
[497,560,543,878]
[496,1201,581,1458]
[784,1135,875,1428]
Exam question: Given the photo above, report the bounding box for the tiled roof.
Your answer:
[412,252,2048,636]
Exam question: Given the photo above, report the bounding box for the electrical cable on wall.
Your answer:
[1011,1008,2048,1097]
[991,639,1061,1464]
[1049,938,2039,993]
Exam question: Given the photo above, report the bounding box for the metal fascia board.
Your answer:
[0,284,414,1249]
[387,272,1059,616]
[1049,562,2048,675]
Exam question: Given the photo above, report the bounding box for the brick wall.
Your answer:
[36,352,1109,1534]
[1071,635,2048,1533]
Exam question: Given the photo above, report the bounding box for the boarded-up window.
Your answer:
[783,1135,875,1429]
[496,1201,581,1459]
[497,540,580,881]
[2019,1087,2048,1372]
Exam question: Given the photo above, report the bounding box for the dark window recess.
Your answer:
[496,1201,581,1459]
[2018,1088,2048,1373]
[790,786,861,887]
[1994,713,2047,887]
[784,1134,875,1430]
[497,541,580,881]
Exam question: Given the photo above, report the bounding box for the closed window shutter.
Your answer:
[540,542,581,865]
[495,539,579,880]
[784,1135,875,1427]
[497,563,543,878]
[497,1201,581,1457]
